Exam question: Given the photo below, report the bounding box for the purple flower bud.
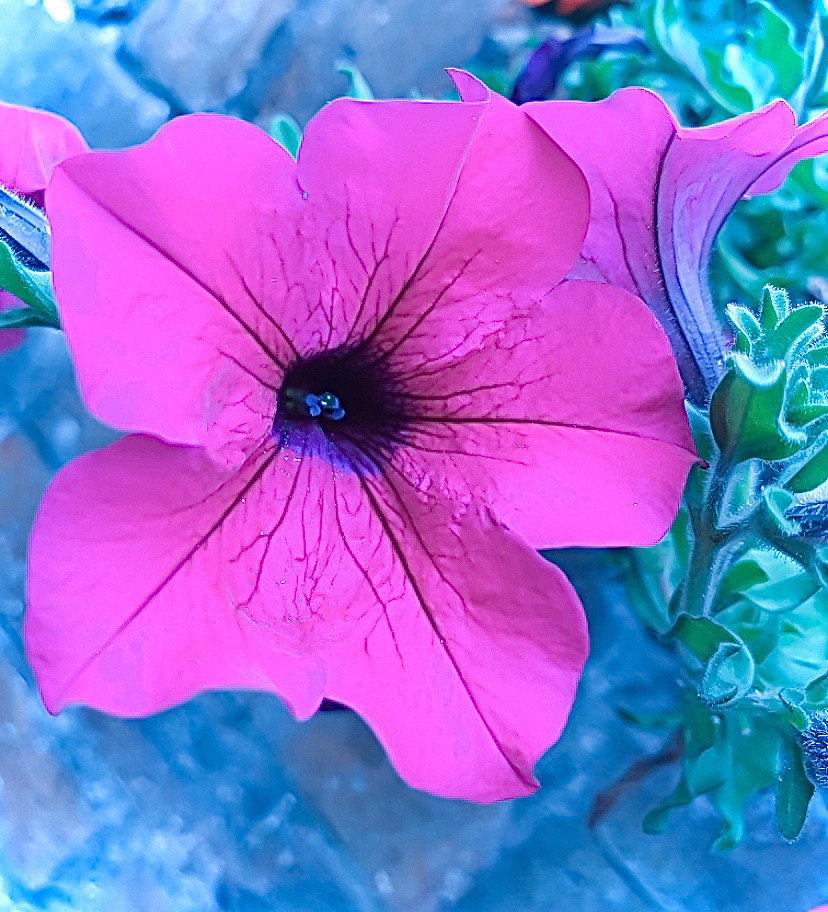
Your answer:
[802,712,828,788]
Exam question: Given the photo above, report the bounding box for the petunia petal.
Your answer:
[525,89,808,404]
[323,461,588,802]
[0,100,86,200]
[26,424,590,801]
[361,73,589,366]
[48,97,494,453]
[396,279,696,549]
[25,434,327,718]
[749,109,828,195]
[293,87,498,348]
[47,115,302,455]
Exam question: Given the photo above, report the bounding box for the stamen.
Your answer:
[283,388,346,421]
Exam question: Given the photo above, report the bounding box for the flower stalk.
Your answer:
[625,285,828,847]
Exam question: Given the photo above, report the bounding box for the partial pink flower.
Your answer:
[0,100,87,354]
[524,90,828,404]
[25,73,695,801]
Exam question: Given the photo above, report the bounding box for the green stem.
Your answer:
[678,451,751,618]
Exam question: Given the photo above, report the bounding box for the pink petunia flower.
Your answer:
[524,90,828,404]
[24,73,695,801]
[0,100,87,354]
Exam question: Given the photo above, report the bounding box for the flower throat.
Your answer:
[275,346,412,452]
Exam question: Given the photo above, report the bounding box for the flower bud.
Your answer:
[801,712,828,788]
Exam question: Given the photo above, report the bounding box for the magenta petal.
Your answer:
[323,468,588,802]
[25,435,326,718]
[749,110,828,195]
[294,90,494,345]
[365,74,589,364]
[0,100,86,197]
[525,89,803,403]
[0,103,85,355]
[47,115,296,454]
[397,279,696,549]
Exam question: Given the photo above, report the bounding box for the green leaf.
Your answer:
[791,4,828,114]
[0,238,58,324]
[787,374,828,425]
[710,716,779,851]
[761,485,801,537]
[775,737,815,840]
[685,401,715,464]
[642,777,694,834]
[266,113,302,159]
[0,306,57,330]
[726,302,762,354]
[337,61,375,100]
[747,1,804,100]
[709,357,806,462]
[805,668,828,705]
[805,341,828,368]
[717,558,769,606]
[743,569,819,612]
[768,304,825,360]
[760,285,789,331]
[788,439,828,493]
[699,641,756,707]
[686,741,730,794]
[779,689,810,730]
[673,615,738,662]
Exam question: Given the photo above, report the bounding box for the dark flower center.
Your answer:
[275,346,411,468]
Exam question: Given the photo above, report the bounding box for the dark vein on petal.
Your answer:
[67,174,287,370]
[652,132,716,402]
[56,445,280,705]
[400,435,530,468]
[606,187,646,300]
[233,442,307,615]
[397,380,522,402]
[219,349,279,392]
[409,416,695,454]
[344,199,370,277]
[226,251,300,364]
[365,251,484,368]
[353,468,535,789]
[380,459,467,611]
[348,215,397,340]
[354,111,488,351]
[330,468,404,664]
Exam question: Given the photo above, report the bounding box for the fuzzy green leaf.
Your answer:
[726,302,762,354]
[805,668,828,705]
[761,485,801,537]
[700,641,756,707]
[760,285,789,331]
[685,401,715,464]
[789,440,828,492]
[673,615,738,662]
[0,238,58,324]
[744,569,819,613]
[776,737,815,840]
[768,304,825,360]
[710,358,806,462]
